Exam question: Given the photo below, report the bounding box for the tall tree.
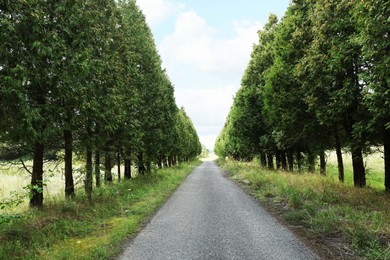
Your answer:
[302,0,367,186]
[263,0,323,173]
[0,1,66,206]
[355,0,390,190]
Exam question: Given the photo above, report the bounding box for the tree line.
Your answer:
[0,0,201,207]
[215,0,389,191]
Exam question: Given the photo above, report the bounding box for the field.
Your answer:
[0,159,139,212]
[0,161,81,202]
[326,149,385,190]
[218,150,390,259]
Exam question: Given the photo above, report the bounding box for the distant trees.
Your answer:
[0,0,201,206]
[215,0,390,190]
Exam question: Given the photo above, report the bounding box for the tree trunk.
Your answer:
[351,146,366,187]
[30,142,44,207]
[105,151,113,183]
[275,150,281,169]
[307,152,315,173]
[281,151,287,171]
[137,153,145,175]
[124,158,131,179]
[85,150,93,200]
[95,151,101,187]
[124,149,131,179]
[287,151,294,172]
[64,130,75,199]
[171,156,175,166]
[64,130,75,198]
[334,129,344,182]
[260,153,267,167]
[158,156,163,169]
[385,129,390,192]
[320,151,326,175]
[117,150,121,182]
[267,153,274,170]
[146,161,151,173]
[296,150,302,172]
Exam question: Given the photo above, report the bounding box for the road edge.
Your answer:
[218,164,356,260]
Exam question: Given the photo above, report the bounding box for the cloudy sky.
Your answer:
[137,0,290,150]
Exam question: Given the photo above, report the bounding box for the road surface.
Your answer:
[118,161,318,260]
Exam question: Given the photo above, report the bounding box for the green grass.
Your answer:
[0,160,85,207]
[0,160,200,259]
[218,158,390,260]
[325,150,385,190]
[0,159,137,213]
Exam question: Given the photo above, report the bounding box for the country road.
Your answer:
[118,161,318,260]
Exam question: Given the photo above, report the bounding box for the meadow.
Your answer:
[0,158,138,212]
[0,161,82,202]
[325,149,385,190]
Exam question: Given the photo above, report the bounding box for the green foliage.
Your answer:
[174,108,202,162]
[0,191,25,225]
[200,144,209,158]
[216,0,389,189]
[0,0,202,204]
[215,15,278,160]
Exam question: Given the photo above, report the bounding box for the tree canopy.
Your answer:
[215,0,390,191]
[0,0,202,206]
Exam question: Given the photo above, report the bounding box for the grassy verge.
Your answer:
[217,159,390,260]
[0,160,200,259]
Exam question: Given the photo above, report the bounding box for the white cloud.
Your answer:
[159,11,262,76]
[175,86,236,150]
[155,10,262,149]
[136,0,184,27]
[200,135,219,152]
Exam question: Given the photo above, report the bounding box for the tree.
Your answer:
[355,0,390,190]
[174,108,202,162]
[302,0,367,186]
[216,15,279,164]
[0,1,67,206]
[263,0,325,173]
[1,0,202,207]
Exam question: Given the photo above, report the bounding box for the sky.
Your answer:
[137,0,290,150]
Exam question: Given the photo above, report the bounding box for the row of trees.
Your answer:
[215,0,389,190]
[0,0,201,206]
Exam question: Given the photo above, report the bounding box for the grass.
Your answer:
[0,160,200,259]
[0,160,85,204]
[325,150,385,190]
[0,159,138,213]
[217,156,390,260]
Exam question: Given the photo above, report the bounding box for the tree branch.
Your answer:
[19,158,32,175]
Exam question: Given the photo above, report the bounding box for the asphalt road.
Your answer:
[118,161,318,260]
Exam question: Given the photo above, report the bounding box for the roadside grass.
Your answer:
[0,160,200,259]
[217,158,390,260]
